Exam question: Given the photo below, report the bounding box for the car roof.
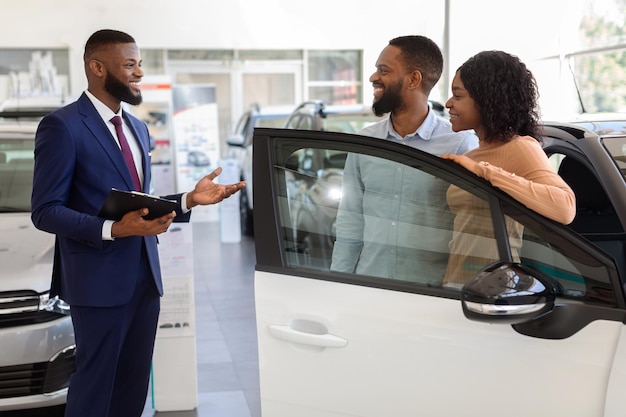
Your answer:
[543,113,626,139]
[248,103,294,117]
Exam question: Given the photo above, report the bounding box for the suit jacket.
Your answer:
[31,93,190,307]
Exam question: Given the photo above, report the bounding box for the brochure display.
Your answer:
[171,84,220,222]
[128,76,176,196]
[151,223,198,411]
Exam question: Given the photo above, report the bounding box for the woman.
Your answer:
[440,50,575,287]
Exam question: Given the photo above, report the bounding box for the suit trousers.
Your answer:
[64,247,161,417]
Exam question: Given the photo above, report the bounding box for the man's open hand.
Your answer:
[186,167,246,208]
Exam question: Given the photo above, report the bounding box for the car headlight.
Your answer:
[39,293,71,315]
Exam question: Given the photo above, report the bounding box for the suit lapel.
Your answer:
[77,94,141,192]
[78,93,149,190]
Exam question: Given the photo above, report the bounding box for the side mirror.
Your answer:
[227,133,245,147]
[461,262,557,325]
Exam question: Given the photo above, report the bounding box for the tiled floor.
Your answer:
[11,221,259,417]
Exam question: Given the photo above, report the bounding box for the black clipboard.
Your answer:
[99,188,177,221]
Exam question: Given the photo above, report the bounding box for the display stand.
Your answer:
[151,223,198,411]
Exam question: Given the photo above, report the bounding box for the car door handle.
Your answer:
[268,324,348,348]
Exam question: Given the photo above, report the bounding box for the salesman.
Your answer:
[31,29,244,417]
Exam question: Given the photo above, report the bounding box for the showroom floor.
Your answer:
[141,220,260,417]
[12,221,260,417]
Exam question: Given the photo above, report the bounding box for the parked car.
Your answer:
[0,117,75,412]
[251,115,626,416]
[284,100,384,132]
[225,103,294,235]
[285,100,448,266]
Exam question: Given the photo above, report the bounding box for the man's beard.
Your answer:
[372,79,403,117]
[104,73,142,106]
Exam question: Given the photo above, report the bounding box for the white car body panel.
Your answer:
[0,213,55,292]
[256,270,622,417]
[604,326,626,417]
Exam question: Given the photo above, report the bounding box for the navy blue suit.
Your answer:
[31,92,190,416]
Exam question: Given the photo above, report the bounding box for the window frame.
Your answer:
[252,127,626,308]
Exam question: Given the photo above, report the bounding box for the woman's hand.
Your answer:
[440,154,479,174]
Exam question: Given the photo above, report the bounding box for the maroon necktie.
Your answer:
[110,116,142,191]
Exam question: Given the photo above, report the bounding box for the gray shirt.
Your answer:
[330,109,478,284]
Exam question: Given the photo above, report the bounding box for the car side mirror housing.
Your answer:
[227,133,245,147]
[461,262,557,325]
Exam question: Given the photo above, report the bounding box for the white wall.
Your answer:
[1,0,576,110]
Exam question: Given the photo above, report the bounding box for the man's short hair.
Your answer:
[84,29,136,59]
[388,35,443,93]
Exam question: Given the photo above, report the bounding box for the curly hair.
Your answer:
[458,50,542,143]
[388,35,443,94]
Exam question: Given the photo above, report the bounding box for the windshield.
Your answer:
[0,138,34,212]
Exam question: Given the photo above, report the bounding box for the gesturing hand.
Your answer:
[186,167,246,208]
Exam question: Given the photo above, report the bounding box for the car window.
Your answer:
[0,137,34,212]
[263,135,619,307]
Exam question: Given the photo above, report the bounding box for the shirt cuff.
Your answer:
[181,192,191,213]
[102,220,115,241]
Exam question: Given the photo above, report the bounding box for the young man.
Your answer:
[330,35,478,284]
[31,29,244,416]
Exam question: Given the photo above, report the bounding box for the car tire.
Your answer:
[240,188,254,237]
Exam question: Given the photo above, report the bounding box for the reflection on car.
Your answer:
[252,116,626,416]
[284,100,447,268]
[283,101,384,264]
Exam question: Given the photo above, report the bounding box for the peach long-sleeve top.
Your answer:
[468,135,575,224]
[443,135,576,286]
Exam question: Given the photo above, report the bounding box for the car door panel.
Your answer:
[253,128,626,417]
[256,271,622,417]
[605,326,626,416]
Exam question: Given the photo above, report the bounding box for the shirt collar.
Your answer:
[84,90,123,123]
[386,107,438,141]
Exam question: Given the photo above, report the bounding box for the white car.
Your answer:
[251,118,626,417]
[0,119,75,412]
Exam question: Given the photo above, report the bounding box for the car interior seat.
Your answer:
[558,156,626,278]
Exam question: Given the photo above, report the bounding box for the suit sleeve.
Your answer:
[31,113,106,248]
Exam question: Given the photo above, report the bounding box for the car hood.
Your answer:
[0,213,55,293]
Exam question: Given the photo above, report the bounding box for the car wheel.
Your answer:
[240,188,254,236]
